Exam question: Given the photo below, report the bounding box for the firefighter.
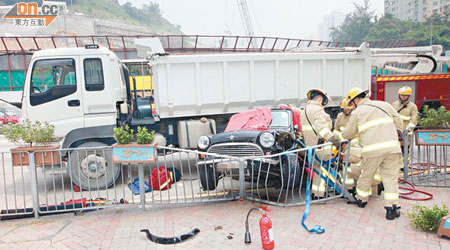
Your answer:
[392,86,418,154]
[334,99,361,190]
[342,87,404,220]
[333,99,383,194]
[300,89,340,198]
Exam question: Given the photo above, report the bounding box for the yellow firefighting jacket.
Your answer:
[300,100,334,147]
[334,112,361,163]
[392,100,418,130]
[334,113,350,135]
[342,98,403,158]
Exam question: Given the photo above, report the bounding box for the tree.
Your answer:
[330,0,374,42]
[331,2,450,50]
[364,14,415,41]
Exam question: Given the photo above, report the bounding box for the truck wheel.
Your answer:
[199,164,219,191]
[68,141,121,190]
[280,153,301,189]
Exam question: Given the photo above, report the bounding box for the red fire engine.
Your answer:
[372,74,450,111]
[369,45,450,110]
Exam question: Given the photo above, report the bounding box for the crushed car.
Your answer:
[196,107,304,191]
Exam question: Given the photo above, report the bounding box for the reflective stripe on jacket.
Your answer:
[342,98,403,158]
[299,100,334,147]
[392,100,418,129]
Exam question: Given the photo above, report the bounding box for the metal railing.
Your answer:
[0,35,417,91]
[0,151,34,218]
[404,128,450,187]
[245,142,352,206]
[0,142,353,219]
[0,35,417,54]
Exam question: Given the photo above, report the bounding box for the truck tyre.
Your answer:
[68,141,120,190]
[199,164,219,191]
[280,153,301,189]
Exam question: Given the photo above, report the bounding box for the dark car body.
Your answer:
[197,108,301,190]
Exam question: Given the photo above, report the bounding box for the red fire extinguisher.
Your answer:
[244,206,274,250]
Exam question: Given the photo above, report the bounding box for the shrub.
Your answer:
[1,122,22,145]
[136,126,155,144]
[419,106,450,129]
[34,121,55,146]
[407,204,449,232]
[113,125,134,144]
[0,120,55,147]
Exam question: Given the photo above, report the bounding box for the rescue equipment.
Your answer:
[140,228,200,244]
[149,166,181,191]
[244,206,275,250]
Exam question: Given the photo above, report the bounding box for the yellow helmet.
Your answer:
[398,86,412,95]
[345,87,369,103]
[340,98,349,109]
[307,89,330,106]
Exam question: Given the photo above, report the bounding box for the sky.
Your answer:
[118,0,384,40]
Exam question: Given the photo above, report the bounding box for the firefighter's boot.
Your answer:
[347,197,367,208]
[393,205,401,218]
[385,206,399,220]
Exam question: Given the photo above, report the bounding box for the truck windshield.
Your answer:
[31,58,76,94]
[269,110,291,128]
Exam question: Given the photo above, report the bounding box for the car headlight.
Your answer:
[197,136,210,150]
[259,132,275,148]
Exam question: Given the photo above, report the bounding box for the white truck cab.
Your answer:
[22,45,128,140]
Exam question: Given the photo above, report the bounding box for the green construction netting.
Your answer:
[0,71,25,91]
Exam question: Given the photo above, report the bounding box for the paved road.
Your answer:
[0,186,449,249]
[1,136,450,249]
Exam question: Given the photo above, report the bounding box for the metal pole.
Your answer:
[138,164,145,210]
[429,19,433,46]
[342,142,355,202]
[29,153,40,218]
[403,130,409,181]
[238,158,245,199]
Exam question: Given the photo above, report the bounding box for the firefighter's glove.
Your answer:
[397,130,404,141]
[328,136,341,149]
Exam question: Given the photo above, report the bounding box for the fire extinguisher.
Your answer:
[244,206,274,250]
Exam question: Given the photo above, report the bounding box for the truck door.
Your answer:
[80,55,117,128]
[25,57,84,139]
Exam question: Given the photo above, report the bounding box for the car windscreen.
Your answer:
[269,110,290,128]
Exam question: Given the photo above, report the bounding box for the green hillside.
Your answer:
[73,0,182,34]
[0,0,182,34]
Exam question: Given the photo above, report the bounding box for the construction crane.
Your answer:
[236,0,256,47]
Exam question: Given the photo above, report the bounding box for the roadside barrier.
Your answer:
[0,150,34,218]
[244,142,352,206]
[405,129,450,187]
[0,142,354,219]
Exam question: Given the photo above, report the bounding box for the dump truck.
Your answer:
[19,40,373,189]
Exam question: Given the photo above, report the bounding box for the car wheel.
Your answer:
[199,164,219,191]
[68,141,121,190]
[280,153,301,189]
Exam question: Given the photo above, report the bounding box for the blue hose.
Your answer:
[301,148,325,234]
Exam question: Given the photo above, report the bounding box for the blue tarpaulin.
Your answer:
[128,177,152,195]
